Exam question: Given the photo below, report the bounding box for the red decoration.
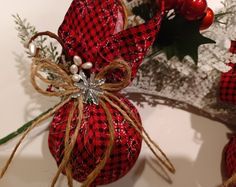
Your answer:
[220,40,236,105]
[179,0,207,21]
[58,0,163,80]
[58,0,126,62]
[49,0,164,185]
[224,136,236,183]
[221,41,236,186]
[49,95,142,186]
[200,7,214,30]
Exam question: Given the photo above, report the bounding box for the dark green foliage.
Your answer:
[131,4,215,63]
[154,15,215,63]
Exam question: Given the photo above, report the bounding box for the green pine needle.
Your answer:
[0,108,52,146]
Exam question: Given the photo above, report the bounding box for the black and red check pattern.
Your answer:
[96,13,163,79]
[49,94,142,186]
[224,136,236,181]
[220,63,236,104]
[220,40,236,105]
[58,0,163,80]
[58,0,125,63]
[50,0,164,185]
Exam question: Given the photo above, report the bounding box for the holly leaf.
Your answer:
[154,15,216,63]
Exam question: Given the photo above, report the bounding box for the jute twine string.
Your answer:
[31,57,161,187]
[64,102,78,187]
[102,93,175,173]
[51,96,84,187]
[1,20,175,186]
[0,96,71,178]
[103,92,175,173]
[222,173,236,187]
[81,100,115,187]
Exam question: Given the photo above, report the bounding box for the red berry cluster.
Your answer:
[156,0,215,30]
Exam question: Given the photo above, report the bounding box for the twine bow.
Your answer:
[0,32,175,187]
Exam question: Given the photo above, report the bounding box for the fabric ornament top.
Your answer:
[58,0,163,80]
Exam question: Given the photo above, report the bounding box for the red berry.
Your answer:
[200,7,215,30]
[180,0,208,21]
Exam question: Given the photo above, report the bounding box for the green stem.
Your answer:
[214,11,234,22]
[0,108,52,146]
[215,12,234,18]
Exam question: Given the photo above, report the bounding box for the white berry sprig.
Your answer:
[70,55,93,82]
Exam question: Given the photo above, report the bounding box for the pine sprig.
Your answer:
[0,108,52,145]
[47,42,60,62]
[13,14,60,63]
[13,14,37,48]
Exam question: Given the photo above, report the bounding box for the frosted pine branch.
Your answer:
[13,14,37,48]
[13,14,60,62]
[47,42,60,62]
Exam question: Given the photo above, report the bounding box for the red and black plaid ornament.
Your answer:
[220,40,236,105]
[224,135,236,186]
[49,95,142,186]
[48,0,164,186]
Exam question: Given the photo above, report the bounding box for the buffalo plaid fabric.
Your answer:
[220,40,236,104]
[49,95,142,186]
[97,14,163,79]
[50,0,164,185]
[224,136,236,180]
[58,0,125,62]
[58,0,163,80]
[220,63,236,104]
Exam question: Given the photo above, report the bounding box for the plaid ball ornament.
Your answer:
[224,135,236,187]
[49,95,142,186]
[220,40,236,105]
[48,0,164,185]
